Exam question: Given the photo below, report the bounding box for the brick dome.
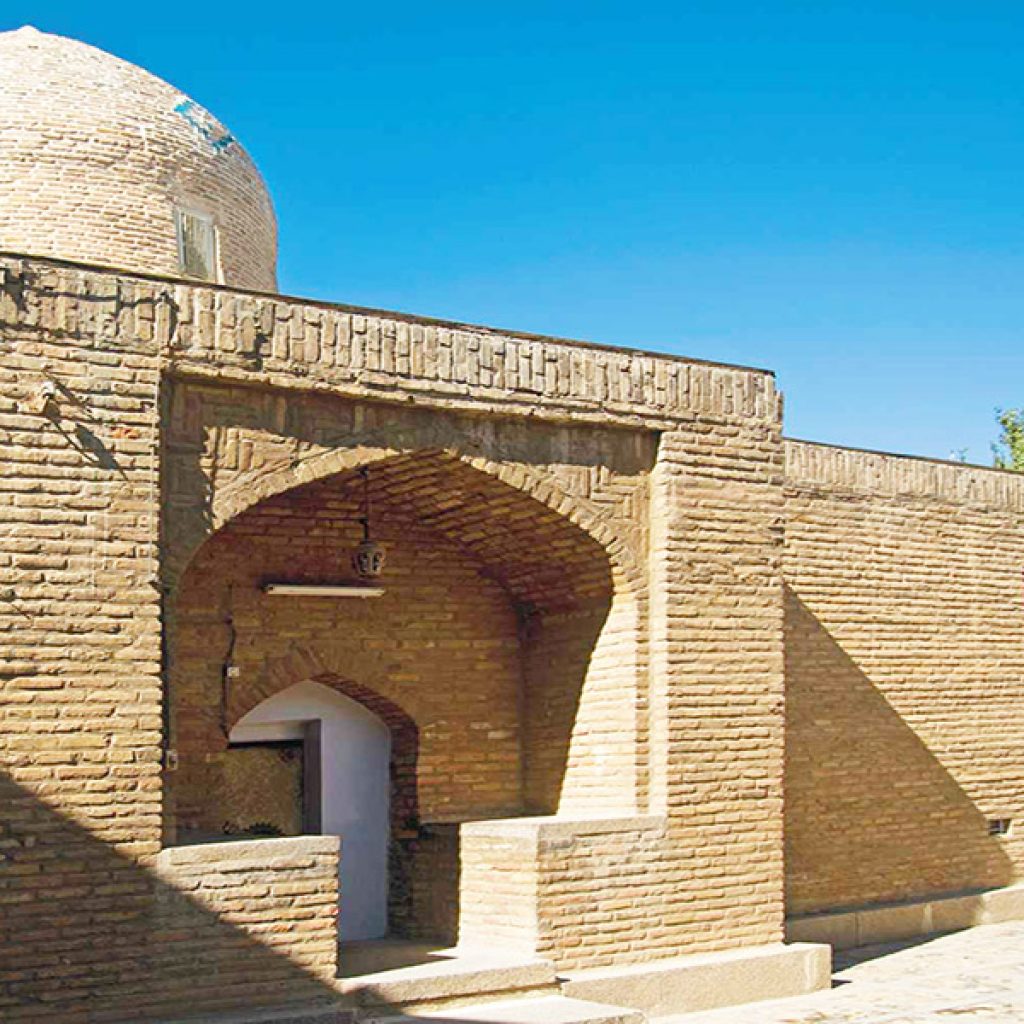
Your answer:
[0,26,277,290]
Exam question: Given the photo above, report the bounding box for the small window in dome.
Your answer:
[175,208,218,282]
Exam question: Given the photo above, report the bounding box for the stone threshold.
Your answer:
[156,834,341,866]
[460,814,665,840]
[372,995,644,1023]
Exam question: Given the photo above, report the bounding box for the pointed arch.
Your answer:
[206,444,643,589]
[168,434,646,937]
[229,646,420,838]
[229,649,421,935]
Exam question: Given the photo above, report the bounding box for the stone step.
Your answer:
[366,995,645,1024]
[559,942,831,1018]
[335,945,557,1011]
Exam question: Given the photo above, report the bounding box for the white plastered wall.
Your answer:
[230,680,390,940]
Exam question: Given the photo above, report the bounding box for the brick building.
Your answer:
[1,26,1022,1024]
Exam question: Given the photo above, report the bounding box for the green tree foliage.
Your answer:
[992,408,1024,472]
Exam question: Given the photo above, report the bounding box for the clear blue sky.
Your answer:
[10,3,1024,464]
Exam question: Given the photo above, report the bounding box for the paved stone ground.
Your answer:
[662,922,1024,1023]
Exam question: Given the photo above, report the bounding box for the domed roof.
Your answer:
[0,26,277,290]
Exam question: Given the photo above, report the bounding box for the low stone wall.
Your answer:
[0,832,341,1022]
[458,815,666,970]
[151,836,340,1015]
[458,820,542,957]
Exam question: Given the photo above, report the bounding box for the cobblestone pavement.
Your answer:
[662,922,1024,1023]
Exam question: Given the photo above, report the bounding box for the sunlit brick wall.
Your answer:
[784,440,1024,915]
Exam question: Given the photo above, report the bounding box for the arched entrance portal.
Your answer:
[168,448,643,942]
[230,681,390,940]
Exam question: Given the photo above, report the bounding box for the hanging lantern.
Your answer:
[352,467,385,580]
[352,535,385,580]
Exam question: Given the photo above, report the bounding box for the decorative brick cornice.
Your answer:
[0,253,781,428]
[785,438,1024,512]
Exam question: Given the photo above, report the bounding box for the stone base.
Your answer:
[787,882,1024,950]
[155,943,830,1022]
[558,942,831,1017]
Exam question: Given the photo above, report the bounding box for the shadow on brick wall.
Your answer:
[784,586,1015,915]
[0,772,343,1022]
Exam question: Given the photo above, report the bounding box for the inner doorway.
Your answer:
[230,680,391,940]
[221,737,309,836]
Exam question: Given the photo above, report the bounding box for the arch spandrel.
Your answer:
[164,383,653,590]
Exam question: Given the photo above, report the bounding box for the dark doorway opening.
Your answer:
[222,722,322,837]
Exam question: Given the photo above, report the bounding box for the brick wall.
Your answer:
[458,822,543,957]
[1,253,790,1013]
[784,440,1024,915]
[0,259,168,1018]
[534,816,668,969]
[162,376,658,833]
[0,262,335,1020]
[460,420,790,971]
[522,606,612,814]
[168,442,648,939]
[8,191,1023,1009]
[152,836,339,1007]
[646,422,789,953]
[406,823,461,943]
